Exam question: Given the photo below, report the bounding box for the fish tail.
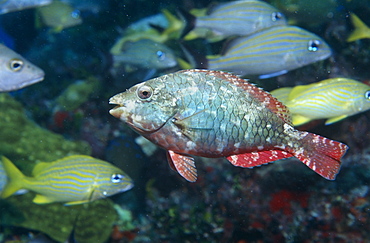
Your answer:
[1,156,27,198]
[176,9,196,39]
[292,133,348,180]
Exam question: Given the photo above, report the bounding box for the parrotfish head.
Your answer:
[109,78,178,134]
[92,169,133,200]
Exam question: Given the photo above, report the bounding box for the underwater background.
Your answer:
[1,0,370,242]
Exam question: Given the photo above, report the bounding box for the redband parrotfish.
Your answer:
[1,155,133,205]
[180,0,287,41]
[271,78,370,126]
[0,44,45,92]
[207,25,332,79]
[109,69,348,182]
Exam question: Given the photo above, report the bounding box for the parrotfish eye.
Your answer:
[308,40,321,52]
[156,50,166,61]
[271,12,283,21]
[137,85,153,100]
[9,58,24,72]
[111,173,124,183]
[365,90,370,100]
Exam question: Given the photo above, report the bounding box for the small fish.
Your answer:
[271,78,370,126]
[0,0,52,14]
[0,44,45,92]
[207,26,332,79]
[180,0,287,41]
[347,13,370,42]
[36,0,82,32]
[109,69,348,182]
[112,39,177,70]
[1,155,133,205]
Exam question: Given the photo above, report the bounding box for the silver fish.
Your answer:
[0,44,45,92]
[0,0,52,14]
[208,25,332,79]
[112,39,177,70]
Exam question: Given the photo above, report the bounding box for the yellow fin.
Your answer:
[32,161,53,176]
[347,13,370,42]
[64,200,90,206]
[1,156,26,199]
[206,54,221,59]
[33,194,55,204]
[161,9,183,39]
[292,114,312,126]
[325,115,348,125]
[177,57,193,69]
[288,85,309,100]
[270,87,292,104]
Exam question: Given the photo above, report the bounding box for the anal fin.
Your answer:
[227,150,293,167]
[167,150,197,182]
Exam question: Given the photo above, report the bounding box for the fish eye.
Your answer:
[137,85,153,100]
[111,173,124,183]
[71,10,80,19]
[156,51,166,61]
[365,90,370,100]
[9,58,24,72]
[308,40,321,52]
[272,12,283,21]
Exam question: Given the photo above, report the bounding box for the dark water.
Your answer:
[1,0,370,242]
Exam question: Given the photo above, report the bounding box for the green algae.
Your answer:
[0,93,120,243]
[1,193,117,243]
[0,93,91,173]
[56,76,101,111]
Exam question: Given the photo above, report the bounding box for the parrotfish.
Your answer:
[0,0,52,14]
[271,78,370,126]
[207,26,332,79]
[347,13,370,42]
[109,69,348,182]
[111,39,177,70]
[180,0,287,41]
[0,44,45,92]
[1,155,133,205]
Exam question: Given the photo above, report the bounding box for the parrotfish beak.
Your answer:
[109,105,124,119]
[109,95,124,118]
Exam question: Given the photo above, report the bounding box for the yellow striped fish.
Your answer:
[271,78,370,126]
[1,155,133,205]
[208,26,332,79]
[181,0,287,41]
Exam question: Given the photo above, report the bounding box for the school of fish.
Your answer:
[109,69,349,182]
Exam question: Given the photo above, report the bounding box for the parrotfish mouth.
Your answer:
[109,105,124,119]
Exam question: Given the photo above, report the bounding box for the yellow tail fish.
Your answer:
[347,13,370,42]
[1,155,133,205]
[271,78,370,126]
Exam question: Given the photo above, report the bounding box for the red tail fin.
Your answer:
[292,133,348,180]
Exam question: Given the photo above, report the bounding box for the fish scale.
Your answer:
[109,69,348,182]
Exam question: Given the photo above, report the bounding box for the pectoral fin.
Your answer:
[292,114,312,126]
[325,115,348,125]
[172,109,213,139]
[33,194,55,204]
[167,150,197,182]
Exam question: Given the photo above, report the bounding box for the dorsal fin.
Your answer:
[181,69,293,125]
